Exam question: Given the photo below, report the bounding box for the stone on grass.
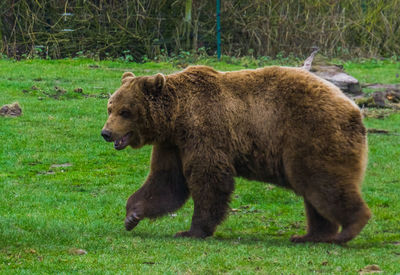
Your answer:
[0,102,22,117]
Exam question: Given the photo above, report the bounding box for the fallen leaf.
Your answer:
[359,264,382,274]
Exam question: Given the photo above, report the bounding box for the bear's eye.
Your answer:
[120,110,131,118]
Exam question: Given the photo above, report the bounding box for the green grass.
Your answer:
[1,58,400,274]
[343,59,400,85]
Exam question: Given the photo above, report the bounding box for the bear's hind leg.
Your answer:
[291,200,339,243]
[305,188,371,244]
[331,199,371,244]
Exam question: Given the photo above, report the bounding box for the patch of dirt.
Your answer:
[21,86,109,100]
[359,264,382,274]
[68,248,87,255]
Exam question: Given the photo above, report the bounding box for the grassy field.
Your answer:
[1,58,399,274]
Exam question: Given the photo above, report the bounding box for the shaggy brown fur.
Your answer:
[101,65,371,243]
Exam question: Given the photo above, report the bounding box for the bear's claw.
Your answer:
[125,214,140,231]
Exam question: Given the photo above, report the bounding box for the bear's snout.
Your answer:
[101,129,112,142]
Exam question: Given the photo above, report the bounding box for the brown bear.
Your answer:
[101,65,371,243]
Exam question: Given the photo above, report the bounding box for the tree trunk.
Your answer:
[184,0,192,51]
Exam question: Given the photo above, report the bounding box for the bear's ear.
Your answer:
[121,72,135,84]
[142,73,166,96]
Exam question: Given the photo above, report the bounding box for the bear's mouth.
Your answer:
[114,132,132,150]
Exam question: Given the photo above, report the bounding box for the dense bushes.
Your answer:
[1,0,399,60]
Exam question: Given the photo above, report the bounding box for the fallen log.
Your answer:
[302,50,362,95]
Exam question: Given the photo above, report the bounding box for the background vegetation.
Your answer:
[1,0,400,60]
[1,58,400,273]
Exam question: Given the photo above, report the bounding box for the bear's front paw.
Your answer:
[174,230,209,239]
[125,213,141,231]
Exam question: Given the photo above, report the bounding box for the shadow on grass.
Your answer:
[128,232,388,252]
[0,215,386,252]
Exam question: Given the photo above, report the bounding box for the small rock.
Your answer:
[74,88,83,93]
[0,102,22,117]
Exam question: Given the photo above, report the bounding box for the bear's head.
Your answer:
[101,72,166,150]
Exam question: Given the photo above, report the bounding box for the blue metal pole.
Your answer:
[216,0,221,60]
